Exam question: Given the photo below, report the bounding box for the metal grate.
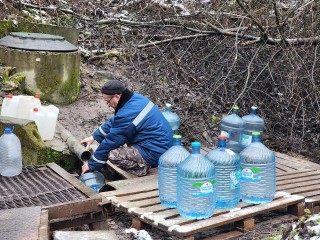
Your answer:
[0,165,86,209]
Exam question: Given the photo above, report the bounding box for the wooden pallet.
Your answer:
[100,150,319,238]
[277,168,320,213]
[104,190,304,240]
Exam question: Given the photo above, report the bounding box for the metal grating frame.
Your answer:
[0,165,87,210]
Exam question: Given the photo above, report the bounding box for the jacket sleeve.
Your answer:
[92,117,114,143]
[88,115,136,171]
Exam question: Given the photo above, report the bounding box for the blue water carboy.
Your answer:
[220,106,245,153]
[158,135,190,208]
[162,103,180,133]
[177,142,216,219]
[205,135,240,208]
[241,106,265,148]
[0,127,22,177]
[240,132,276,204]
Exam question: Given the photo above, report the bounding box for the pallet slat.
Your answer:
[171,194,304,237]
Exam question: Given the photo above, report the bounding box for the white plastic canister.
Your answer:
[1,95,20,118]
[16,95,39,120]
[30,107,46,140]
[39,105,59,141]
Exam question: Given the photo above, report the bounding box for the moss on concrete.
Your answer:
[0,117,76,171]
[59,72,80,103]
[0,47,80,104]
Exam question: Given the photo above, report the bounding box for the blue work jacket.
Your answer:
[88,93,173,171]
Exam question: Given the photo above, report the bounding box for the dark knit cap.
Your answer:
[101,80,126,95]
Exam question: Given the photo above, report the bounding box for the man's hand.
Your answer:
[81,162,90,175]
[80,136,95,149]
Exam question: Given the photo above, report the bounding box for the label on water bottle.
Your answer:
[192,179,216,197]
[241,167,261,182]
[241,134,252,147]
[230,170,240,189]
[220,131,229,138]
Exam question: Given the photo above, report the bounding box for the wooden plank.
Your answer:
[281,185,320,195]
[131,204,169,216]
[277,173,320,186]
[118,197,161,210]
[143,208,180,222]
[99,185,158,206]
[111,190,159,202]
[299,189,320,198]
[276,169,286,174]
[171,194,304,237]
[276,169,319,179]
[275,152,320,170]
[107,161,137,179]
[276,162,298,172]
[156,192,288,230]
[277,178,320,191]
[106,174,158,191]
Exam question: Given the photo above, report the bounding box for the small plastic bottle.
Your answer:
[158,135,190,208]
[220,106,245,153]
[177,142,216,219]
[162,103,180,134]
[241,106,265,148]
[0,127,22,177]
[240,132,276,204]
[205,136,240,208]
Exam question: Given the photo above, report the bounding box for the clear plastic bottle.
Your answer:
[220,106,245,153]
[205,136,240,208]
[158,135,190,208]
[162,103,180,133]
[177,142,216,219]
[241,106,265,148]
[240,132,276,204]
[0,127,22,177]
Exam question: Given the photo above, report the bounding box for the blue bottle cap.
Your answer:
[4,128,12,134]
[191,142,201,147]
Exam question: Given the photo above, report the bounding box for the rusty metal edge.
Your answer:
[46,162,99,197]
[38,209,49,240]
[44,195,102,220]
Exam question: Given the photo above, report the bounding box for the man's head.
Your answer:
[101,80,126,109]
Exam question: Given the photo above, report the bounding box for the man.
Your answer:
[81,80,173,176]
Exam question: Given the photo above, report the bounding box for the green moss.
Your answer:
[0,73,26,91]
[0,119,77,171]
[59,71,80,103]
[2,66,16,80]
